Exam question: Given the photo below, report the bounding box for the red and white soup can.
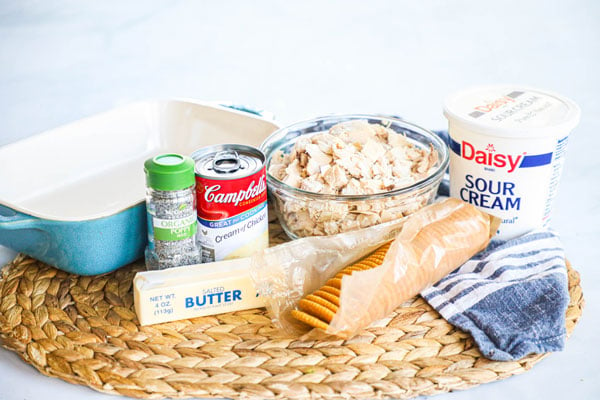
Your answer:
[192,144,268,262]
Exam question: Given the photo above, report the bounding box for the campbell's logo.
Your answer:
[204,175,266,206]
[461,141,525,173]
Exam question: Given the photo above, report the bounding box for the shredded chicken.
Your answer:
[269,120,439,236]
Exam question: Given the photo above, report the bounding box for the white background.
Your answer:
[0,1,599,399]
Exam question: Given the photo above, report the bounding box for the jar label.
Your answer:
[448,130,567,240]
[153,215,197,241]
[196,163,268,262]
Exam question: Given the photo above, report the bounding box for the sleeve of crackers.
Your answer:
[250,213,407,334]
[322,198,500,338]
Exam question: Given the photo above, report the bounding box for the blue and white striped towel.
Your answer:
[421,229,569,361]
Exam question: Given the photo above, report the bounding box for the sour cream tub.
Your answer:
[443,85,581,240]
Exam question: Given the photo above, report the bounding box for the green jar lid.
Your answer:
[144,154,195,191]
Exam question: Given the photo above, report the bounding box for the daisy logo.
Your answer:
[459,140,525,173]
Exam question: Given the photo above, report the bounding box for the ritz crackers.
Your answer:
[192,144,269,262]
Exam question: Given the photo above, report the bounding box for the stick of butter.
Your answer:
[133,257,264,325]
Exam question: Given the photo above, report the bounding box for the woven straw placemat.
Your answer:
[0,220,584,400]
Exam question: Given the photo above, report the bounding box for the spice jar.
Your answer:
[144,154,201,270]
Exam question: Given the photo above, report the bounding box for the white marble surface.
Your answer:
[0,1,599,399]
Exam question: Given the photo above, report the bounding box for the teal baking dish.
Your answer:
[0,100,278,275]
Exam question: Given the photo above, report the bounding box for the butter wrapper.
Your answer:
[134,257,264,325]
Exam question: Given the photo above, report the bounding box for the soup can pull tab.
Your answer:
[212,150,241,173]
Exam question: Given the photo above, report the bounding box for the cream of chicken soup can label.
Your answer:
[193,145,268,262]
[444,85,580,240]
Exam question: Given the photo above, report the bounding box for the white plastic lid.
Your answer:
[443,85,581,138]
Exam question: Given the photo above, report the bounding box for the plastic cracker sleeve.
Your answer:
[325,198,500,337]
[251,198,500,338]
[249,216,407,334]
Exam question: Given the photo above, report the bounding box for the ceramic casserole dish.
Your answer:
[0,100,278,275]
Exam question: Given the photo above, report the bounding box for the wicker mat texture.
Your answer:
[0,221,584,400]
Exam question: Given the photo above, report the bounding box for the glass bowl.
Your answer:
[260,115,449,239]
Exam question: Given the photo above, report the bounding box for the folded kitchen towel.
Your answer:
[420,229,569,361]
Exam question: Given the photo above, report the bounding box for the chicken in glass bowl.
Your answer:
[260,115,449,239]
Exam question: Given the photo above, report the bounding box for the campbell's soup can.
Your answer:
[444,85,580,240]
[192,144,268,262]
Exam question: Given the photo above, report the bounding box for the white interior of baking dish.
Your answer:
[0,100,278,221]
